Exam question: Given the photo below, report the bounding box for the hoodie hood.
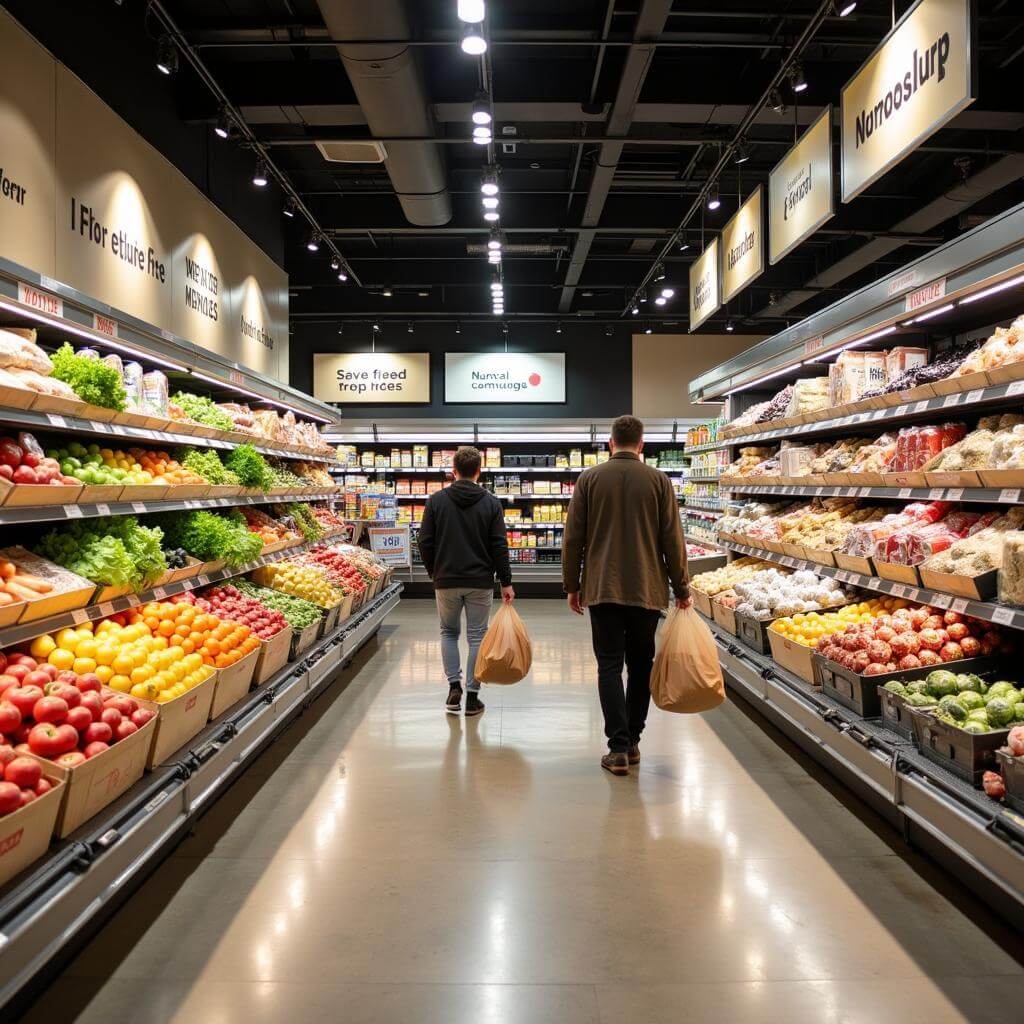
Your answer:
[448,479,489,508]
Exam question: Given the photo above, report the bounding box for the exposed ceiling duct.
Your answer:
[313,0,452,227]
[752,154,1024,319]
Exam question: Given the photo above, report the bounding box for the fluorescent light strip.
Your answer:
[724,362,799,396]
[905,302,954,326]
[958,272,1024,305]
[191,369,334,423]
[0,296,189,372]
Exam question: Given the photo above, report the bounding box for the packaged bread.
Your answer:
[0,328,53,375]
[5,367,79,399]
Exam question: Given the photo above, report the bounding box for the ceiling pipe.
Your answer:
[314,0,452,227]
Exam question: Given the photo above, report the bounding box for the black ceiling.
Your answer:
[16,0,1024,333]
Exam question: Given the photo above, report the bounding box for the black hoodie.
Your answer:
[417,479,512,590]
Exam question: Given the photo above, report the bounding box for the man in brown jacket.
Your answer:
[563,414,691,776]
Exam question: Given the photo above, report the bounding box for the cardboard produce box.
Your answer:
[874,559,921,585]
[711,599,737,635]
[290,619,322,658]
[0,767,65,887]
[0,480,84,507]
[143,671,218,768]
[0,547,95,622]
[767,628,816,684]
[0,380,38,411]
[254,626,293,684]
[691,589,713,618]
[918,566,997,601]
[209,648,260,720]
[42,717,157,838]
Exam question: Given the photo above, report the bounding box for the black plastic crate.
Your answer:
[909,707,1010,786]
[877,686,915,739]
[734,610,777,655]
[812,654,1004,719]
[995,748,1024,814]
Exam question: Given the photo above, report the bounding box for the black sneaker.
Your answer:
[601,752,629,776]
[627,746,641,765]
[464,692,485,717]
[445,685,463,714]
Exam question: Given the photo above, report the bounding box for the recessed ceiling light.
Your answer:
[482,196,499,209]
[483,210,499,221]
[458,0,486,23]
[461,25,487,55]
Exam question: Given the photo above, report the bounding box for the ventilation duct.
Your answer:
[314,0,451,226]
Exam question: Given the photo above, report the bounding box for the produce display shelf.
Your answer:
[0,404,337,464]
[333,465,587,475]
[701,614,1024,928]
[403,522,567,531]
[0,582,403,1012]
[0,490,340,526]
[394,492,572,501]
[684,441,726,454]
[718,538,1024,632]
[727,483,1023,504]
[684,507,722,518]
[685,473,720,482]
[0,537,334,648]
[684,501,723,512]
[716,379,1023,449]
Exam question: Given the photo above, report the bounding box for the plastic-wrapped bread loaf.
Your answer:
[0,329,53,375]
[998,531,1024,606]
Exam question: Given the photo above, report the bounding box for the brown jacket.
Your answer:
[563,451,689,611]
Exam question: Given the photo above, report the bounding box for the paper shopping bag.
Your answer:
[476,604,532,684]
[650,607,725,713]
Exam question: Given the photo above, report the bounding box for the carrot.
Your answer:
[0,561,15,579]
[4,580,42,601]
[0,592,13,605]
[10,575,52,593]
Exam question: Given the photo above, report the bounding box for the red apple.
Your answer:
[100,708,121,729]
[104,696,135,717]
[84,721,113,745]
[0,781,21,815]
[131,708,156,728]
[83,741,109,759]
[75,673,101,693]
[19,789,35,806]
[114,720,138,741]
[24,669,51,690]
[7,654,37,669]
[4,755,41,789]
[32,695,69,724]
[44,681,80,708]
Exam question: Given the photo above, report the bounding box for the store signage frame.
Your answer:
[368,526,412,567]
[312,352,431,404]
[768,106,834,265]
[721,186,765,304]
[840,0,976,203]
[689,238,721,332]
[444,352,566,404]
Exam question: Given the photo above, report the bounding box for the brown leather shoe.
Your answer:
[627,746,640,765]
[601,752,629,776]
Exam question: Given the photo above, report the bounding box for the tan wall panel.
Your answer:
[0,11,57,277]
[632,333,765,419]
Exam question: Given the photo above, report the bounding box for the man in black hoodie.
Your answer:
[418,445,514,716]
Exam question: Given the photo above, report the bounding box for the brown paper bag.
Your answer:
[650,607,725,713]
[476,604,532,684]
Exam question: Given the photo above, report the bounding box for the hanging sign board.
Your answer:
[769,107,834,265]
[444,352,565,403]
[368,526,411,567]
[689,238,720,332]
[904,277,947,312]
[721,186,764,304]
[313,352,430,403]
[841,0,975,203]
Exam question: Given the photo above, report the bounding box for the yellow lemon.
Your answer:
[72,657,97,676]
[108,674,132,693]
[47,648,75,671]
[30,634,57,659]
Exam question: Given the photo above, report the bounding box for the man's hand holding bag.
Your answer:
[650,607,725,713]
[475,604,532,684]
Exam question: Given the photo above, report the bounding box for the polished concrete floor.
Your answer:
[19,599,1024,1023]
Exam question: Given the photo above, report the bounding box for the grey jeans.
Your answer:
[435,587,493,692]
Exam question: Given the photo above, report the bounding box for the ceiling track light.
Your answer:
[631,306,639,316]
[305,231,320,252]
[156,35,178,75]
[338,270,348,282]
[407,322,414,334]
[455,323,462,334]
[372,322,381,333]
[678,241,690,252]
[644,325,653,335]
[330,256,340,271]
[707,182,721,211]
[214,107,231,140]
[482,196,499,210]
[472,93,493,126]
[734,141,751,165]
[769,88,787,115]
[789,62,808,94]
[337,325,344,336]
[283,197,296,218]
[604,325,614,338]
[833,0,857,15]
[382,286,393,298]
[660,288,675,299]
[487,230,502,251]
[555,325,562,335]
[481,170,499,197]
[654,296,667,306]
[461,24,487,56]
[252,158,269,188]
[725,320,735,332]
[483,210,499,222]
[653,265,666,282]
[457,0,486,24]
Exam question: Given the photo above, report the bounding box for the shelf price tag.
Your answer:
[999,489,1021,503]
[63,505,83,518]
[890,584,907,597]
[871,410,886,420]
[47,414,68,428]
[950,598,969,614]
[946,489,963,501]
[866,577,881,590]
[95,503,110,516]
[132,502,146,514]
[98,602,114,616]
[928,489,944,500]
[906,588,922,602]
[70,608,91,625]
[965,389,984,404]
[1007,381,1024,398]
[814,487,823,496]
[929,592,952,609]
[152,587,167,600]
[898,488,912,499]
[91,422,110,433]
[942,394,961,408]
[991,606,1016,626]
[912,401,929,414]
[858,487,871,497]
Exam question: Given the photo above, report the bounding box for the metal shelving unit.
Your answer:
[729,483,1024,503]
[0,584,403,1008]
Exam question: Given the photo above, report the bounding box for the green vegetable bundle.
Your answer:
[36,516,165,588]
[181,448,239,486]
[154,509,262,566]
[224,444,273,490]
[235,579,323,629]
[50,344,127,410]
[267,462,306,489]
[282,502,324,541]
[171,392,235,431]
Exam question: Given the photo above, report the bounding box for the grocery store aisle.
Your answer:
[19,600,1024,1024]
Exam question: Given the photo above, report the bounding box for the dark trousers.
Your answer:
[588,603,661,754]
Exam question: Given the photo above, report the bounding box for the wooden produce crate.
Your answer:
[931,369,990,396]
[209,647,260,719]
[91,583,135,604]
[734,610,778,655]
[117,484,169,502]
[766,628,816,684]
[290,619,322,658]
[873,559,921,585]
[0,480,83,507]
[834,551,875,576]
[918,566,998,601]
[711,599,737,635]
[142,671,218,768]
[76,484,125,504]
[924,470,982,488]
[0,767,65,886]
[691,589,713,618]
[0,381,38,410]
[254,626,293,684]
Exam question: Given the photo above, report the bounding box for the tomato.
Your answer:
[83,741,110,759]
[4,755,41,789]
[0,701,21,735]
[32,695,69,724]
[54,751,85,769]
[34,777,53,796]
[83,722,112,745]
[44,681,81,708]
[0,781,21,815]
[65,706,93,732]
[28,723,65,758]
[6,685,44,719]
